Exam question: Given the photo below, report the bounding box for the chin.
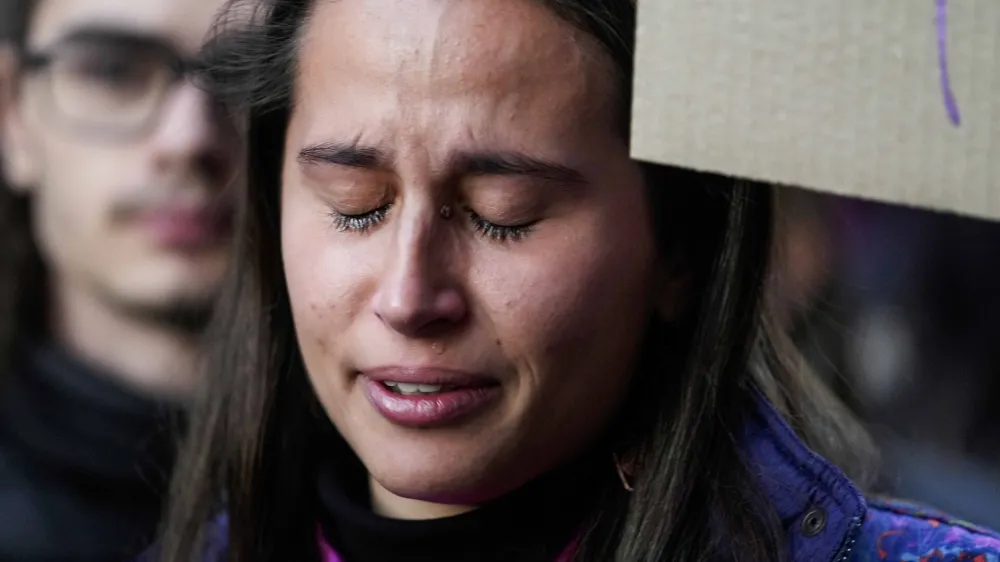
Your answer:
[371,467,497,506]
[358,432,522,505]
[101,274,218,332]
[113,258,226,306]
[115,280,217,311]
[153,253,228,289]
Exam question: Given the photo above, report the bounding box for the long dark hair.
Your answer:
[0,0,46,379]
[159,1,875,560]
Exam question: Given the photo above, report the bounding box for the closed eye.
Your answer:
[328,204,392,234]
[465,208,536,242]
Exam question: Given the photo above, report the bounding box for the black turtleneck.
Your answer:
[316,444,613,562]
[0,344,182,562]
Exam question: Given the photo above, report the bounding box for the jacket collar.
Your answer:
[744,396,867,562]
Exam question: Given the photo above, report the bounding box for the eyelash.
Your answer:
[328,205,534,242]
[465,209,534,242]
[329,204,391,234]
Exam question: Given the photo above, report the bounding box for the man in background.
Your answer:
[0,0,236,559]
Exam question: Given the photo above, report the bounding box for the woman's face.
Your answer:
[283,0,664,510]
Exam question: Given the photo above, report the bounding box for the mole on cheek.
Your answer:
[310,302,325,319]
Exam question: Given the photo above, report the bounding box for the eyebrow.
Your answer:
[297,142,585,185]
[297,142,393,170]
[47,26,174,53]
[456,152,586,186]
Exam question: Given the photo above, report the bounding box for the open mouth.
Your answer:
[381,381,459,395]
[363,373,502,427]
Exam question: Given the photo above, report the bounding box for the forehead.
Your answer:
[28,0,226,52]
[307,0,585,73]
[296,0,618,142]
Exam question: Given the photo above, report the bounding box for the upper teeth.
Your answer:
[385,381,445,395]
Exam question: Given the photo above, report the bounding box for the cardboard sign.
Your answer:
[632,0,999,220]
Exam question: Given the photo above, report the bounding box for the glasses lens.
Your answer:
[47,42,175,133]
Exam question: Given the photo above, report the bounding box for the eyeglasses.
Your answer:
[21,31,208,140]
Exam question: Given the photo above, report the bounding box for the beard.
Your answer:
[108,291,217,336]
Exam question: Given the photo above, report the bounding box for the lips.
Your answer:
[136,205,232,249]
[361,367,501,428]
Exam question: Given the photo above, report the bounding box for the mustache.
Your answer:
[108,185,236,223]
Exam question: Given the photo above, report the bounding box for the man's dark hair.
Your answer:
[0,0,44,378]
[1,0,33,46]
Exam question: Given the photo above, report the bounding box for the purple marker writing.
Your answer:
[937,0,961,126]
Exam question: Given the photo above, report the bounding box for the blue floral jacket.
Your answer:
[743,398,1000,561]
[182,398,1000,561]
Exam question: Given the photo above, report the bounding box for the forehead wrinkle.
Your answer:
[305,0,597,100]
[295,0,620,176]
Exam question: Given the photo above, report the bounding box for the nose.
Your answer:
[373,215,468,337]
[148,83,235,186]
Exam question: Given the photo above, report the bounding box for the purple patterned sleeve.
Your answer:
[850,499,1000,561]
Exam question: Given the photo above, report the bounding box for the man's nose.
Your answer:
[148,83,235,185]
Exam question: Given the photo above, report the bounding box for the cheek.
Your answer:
[39,146,151,276]
[467,200,657,471]
[32,132,136,229]
[32,161,114,269]
[481,204,658,390]
[282,183,369,391]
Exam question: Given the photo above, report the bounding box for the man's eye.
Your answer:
[65,47,162,92]
[86,58,149,84]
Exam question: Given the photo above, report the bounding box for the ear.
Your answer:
[0,44,40,193]
[654,255,690,324]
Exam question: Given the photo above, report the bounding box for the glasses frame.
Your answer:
[19,39,198,142]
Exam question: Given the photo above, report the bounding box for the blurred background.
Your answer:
[3,0,998,535]
[773,187,1000,528]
